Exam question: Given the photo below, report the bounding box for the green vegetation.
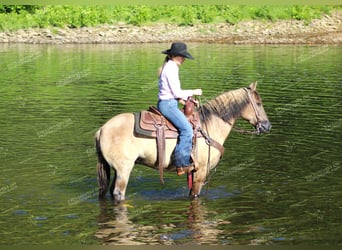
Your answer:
[0,5,339,31]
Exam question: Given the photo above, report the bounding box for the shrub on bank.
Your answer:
[0,5,338,31]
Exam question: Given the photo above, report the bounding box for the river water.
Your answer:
[0,43,341,245]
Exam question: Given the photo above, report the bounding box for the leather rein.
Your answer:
[196,87,262,158]
[198,87,263,193]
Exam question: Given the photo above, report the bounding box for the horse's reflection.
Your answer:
[96,200,142,245]
[186,200,225,244]
[95,199,224,245]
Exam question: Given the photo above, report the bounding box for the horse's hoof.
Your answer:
[189,194,199,199]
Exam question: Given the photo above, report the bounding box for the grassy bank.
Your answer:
[0,5,339,31]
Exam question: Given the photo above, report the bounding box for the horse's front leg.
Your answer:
[189,167,207,199]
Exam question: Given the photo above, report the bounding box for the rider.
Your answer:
[157,42,202,176]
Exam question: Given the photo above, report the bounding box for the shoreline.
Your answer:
[0,12,341,44]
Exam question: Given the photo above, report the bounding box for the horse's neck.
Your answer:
[199,87,249,144]
[203,116,235,145]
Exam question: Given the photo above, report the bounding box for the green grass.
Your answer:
[0,5,339,31]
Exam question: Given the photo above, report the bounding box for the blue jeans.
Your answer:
[157,99,193,167]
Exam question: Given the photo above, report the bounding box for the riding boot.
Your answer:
[177,165,195,176]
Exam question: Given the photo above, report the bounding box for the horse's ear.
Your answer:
[249,81,258,91]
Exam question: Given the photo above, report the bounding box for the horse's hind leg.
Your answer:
[109,168,116,199]
[109,162,134,203]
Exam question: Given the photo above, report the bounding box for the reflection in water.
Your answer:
[96,200,142,245]
[95,199,226,245]
[186,200,226,244]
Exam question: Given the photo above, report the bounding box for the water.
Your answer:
[0,43,341,245]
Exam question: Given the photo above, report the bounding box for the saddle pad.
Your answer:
[134,111,179,139]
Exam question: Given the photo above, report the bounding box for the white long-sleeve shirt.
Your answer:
[158,60,193,101]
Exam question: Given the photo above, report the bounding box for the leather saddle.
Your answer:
[133,98,202,184]
[134,106,202,139]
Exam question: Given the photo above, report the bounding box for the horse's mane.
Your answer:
[199,88,249,123]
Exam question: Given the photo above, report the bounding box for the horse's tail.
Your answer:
[95,128,110,199]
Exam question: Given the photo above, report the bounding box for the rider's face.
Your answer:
[173,56,185,66]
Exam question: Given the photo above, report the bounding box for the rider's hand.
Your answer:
[178,99,186,105]
[193,89,202,96]
[193,99,200,107]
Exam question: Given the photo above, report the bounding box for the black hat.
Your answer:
[162,42,194,60]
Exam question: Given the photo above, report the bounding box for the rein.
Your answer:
[197,96,213,194]
[196,87,262,191]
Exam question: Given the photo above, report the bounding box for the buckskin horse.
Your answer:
[95,82,271,202]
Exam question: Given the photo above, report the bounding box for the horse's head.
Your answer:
[241,82,271,134]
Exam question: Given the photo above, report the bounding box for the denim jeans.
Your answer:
[157,99,193,167]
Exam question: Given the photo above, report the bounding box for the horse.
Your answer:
[95,81,271,203]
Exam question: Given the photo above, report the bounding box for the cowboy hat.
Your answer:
[162,42,194,60]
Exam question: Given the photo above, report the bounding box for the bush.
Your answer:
[223,6,244,24]
[180,6,198,26]
[126,6,152,26]
[0,5,338,31]
[0,5,39,14]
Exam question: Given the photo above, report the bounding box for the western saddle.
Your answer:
[134,98,224,184]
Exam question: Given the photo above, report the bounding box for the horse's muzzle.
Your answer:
[256,120,271,134]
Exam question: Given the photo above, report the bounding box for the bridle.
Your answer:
[228,87,262,135]
[246,87,263,133]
